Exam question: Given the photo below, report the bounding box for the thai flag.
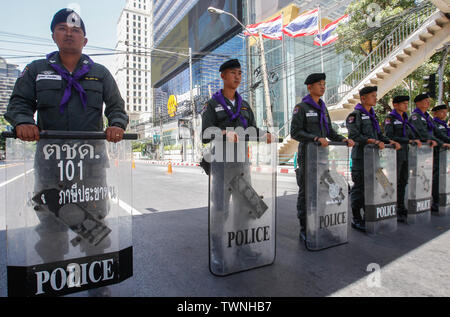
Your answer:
[314,14,349,46]
[283,8,319,38]
[244,15,283,40]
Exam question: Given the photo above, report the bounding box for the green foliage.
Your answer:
[335,0,449,119]
[336,0,417,63]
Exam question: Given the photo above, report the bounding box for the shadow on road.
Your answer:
[1,194,449,297]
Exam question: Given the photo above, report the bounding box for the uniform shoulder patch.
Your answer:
[293,106,300,115]
[201,103,208,115]
[385,117,391,124]
[411,115,418,121]
[347,115,356,124]
[19,66,29,78]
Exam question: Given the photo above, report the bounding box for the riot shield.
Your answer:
[2,131,136,297]
[207,129,276,276]
[305,142,349,251]
[438,148,450,216]
[364,145,397,234]
[406,145,433,223]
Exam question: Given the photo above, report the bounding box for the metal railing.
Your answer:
[325,3,436,106]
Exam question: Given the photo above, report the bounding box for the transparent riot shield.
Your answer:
[2,131,136,297]
[438,148,450,216]
[364,145,397,234]
[406,145,433,223]
[207,129,276,276]
[305,142,349,250]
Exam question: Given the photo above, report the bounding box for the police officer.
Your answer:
[201,59,275,273]
[384,96,433,223]
[5,8,128,139]
[409,94,450,212]
[346,86,401,232]
[4,9,129,296]
[290,73,354,242]
[410,93,450,212]
[431,104,450,137]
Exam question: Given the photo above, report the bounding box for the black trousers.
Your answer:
[397,159,409,215]
[350,169,365,221]
[296,148,306,230]
[432,148,440,209]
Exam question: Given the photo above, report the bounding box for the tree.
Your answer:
[0,117,9,151]
[335,0,449,120]
[335,0,417,63]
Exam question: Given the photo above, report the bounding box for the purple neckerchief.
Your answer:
[389,109,417,137]
[434,117,450,137]
[212,90,248,129]
[46,51,93,114]
[355,103,381,134]
[413,108,434,133]
[302,94,330,135]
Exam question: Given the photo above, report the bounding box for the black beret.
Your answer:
[359,86,377,97]
[414,93,430,103]
[431,104,448,112]
[219,59,241,72]
[393,95,409,104]
[304,73,326,85]
[51,9,86,35]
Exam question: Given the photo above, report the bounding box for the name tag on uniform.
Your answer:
[394,121,403,125]
[215,106,224,113]
[36,74,62,81]
[306,112,318,117]
[439,126,445,129]
[361,115,370,120]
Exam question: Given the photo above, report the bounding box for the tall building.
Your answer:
[115,0,153,135]
[0,57,20,115]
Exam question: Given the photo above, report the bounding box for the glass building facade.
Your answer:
[244,1,354,135]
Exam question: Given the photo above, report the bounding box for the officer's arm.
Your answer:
[103,68,129,130]
[326,111,345,142]
[290,106,317,142]
[433,125,450,144]
[201,102,216,144]
[4,64,38,128]
[346,113,368,144]
[246,104,263,139]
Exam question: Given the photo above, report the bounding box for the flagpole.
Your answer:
[318,5,324,73]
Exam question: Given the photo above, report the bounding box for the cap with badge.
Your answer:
[219,59,241,72]
[51,8,86,35]
[359,86,377,97]
[304,73,326,85]
[431,104,448,112]
[413,93,430,103]
[393,95,409,104]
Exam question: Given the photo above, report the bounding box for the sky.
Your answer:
[0,0,126,72]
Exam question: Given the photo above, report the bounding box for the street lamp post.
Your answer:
[208,6,274,131]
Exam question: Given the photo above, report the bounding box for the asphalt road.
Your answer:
[1,162,450,297]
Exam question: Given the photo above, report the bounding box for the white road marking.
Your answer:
[0,168,34,188]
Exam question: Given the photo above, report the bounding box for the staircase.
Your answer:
[327,3,450,121]
[277,2,450,160]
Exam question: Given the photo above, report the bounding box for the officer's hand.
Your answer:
[265,132,277,144]
[225,131,239,143]
[317,137,329,147]
[427,140,438,148]
[343,138,355,147]
[375,141,385,150]
[105,126,124,143]
[390,140,401,151]
[413,140,422,148]
[444,143,450,149]
[16,124,39,142]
